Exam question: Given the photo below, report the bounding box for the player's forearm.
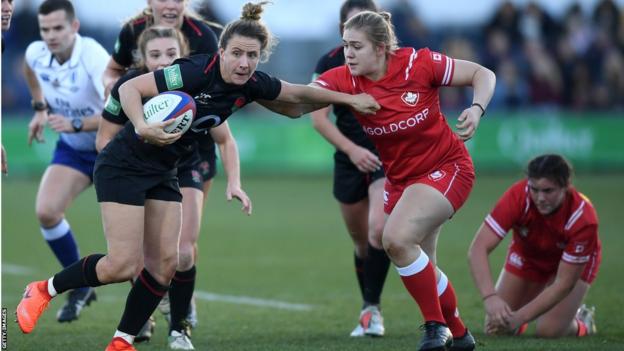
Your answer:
[278,81,351,107]
[468,244,497,298]
[471,66,496,110]
[23,63,45,103]
[119,81,148,131]
[219,139,242,189]
[81,115,102,132]
[516,282,574,324]
[311,108,358,154]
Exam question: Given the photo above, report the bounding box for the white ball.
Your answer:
[142,91,196,134]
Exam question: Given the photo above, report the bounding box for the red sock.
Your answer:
[438,275,467,337]
[576,318,588,337]
[397,254,445,324]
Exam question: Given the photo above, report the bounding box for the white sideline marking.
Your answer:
[2,263,314,311]
[2,263,35,275]
[194,290,314,311]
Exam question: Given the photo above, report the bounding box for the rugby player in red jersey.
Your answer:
[469,154,600,338]
[312,9,496,351]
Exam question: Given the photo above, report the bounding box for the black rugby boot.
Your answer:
[418,321,453,351]
[450,329,475,351]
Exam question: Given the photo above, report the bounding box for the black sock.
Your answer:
[354,253,365,301]
[117,269,169,335]
[169,266,196,332]
[52,254,105,294]
[363,244,391,305]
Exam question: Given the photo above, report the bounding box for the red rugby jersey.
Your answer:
[485,179,601,267]
[315,47,470,184]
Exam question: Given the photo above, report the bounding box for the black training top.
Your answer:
[98,53,282,174]
[313,45,377,153]
[112,15,218,68]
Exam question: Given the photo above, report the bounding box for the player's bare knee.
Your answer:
[382,233,410,259]
[35,205,62,227]
[177,244,194,270]
[368,221,385,248]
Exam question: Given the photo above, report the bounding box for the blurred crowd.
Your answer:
[390,0,624,112]
[2,0,623,114]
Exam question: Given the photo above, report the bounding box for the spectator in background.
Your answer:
[387,0,429,49]
[524,40,563,108]
[519,2,560,47]
[468,154,601,338]
[485,1,522,46]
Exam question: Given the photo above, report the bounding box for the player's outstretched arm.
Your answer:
[276,81,379,115]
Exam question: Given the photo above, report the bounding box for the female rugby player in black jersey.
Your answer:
[102,0,224,341]
[97,25,246,349]
[16,2,379,350]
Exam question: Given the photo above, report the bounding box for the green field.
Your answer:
[2,174,624,350]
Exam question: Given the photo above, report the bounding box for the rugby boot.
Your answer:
[57,287,97,322]
[105,337,137,351]
[450,329,475,351]
[418,321,453,351]
[16,280,52,334]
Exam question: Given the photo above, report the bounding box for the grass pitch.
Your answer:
[2,174,624,350]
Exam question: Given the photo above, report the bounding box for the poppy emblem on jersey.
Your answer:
[401,92,419,106]
[231,97,247,112]
[428,170,446,182]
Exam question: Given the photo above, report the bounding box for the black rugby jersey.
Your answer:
[102,68,204,172]
[99,53,282,173]
[112,16,218,69]
[313,45,377,153]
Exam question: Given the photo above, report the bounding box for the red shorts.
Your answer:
[383,158,475,215]
[504,245,601,284]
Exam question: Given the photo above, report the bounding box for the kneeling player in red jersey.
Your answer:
[469,154,601,338]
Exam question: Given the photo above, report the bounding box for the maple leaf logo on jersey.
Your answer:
[428,170,446,182]
[401,92,419,106]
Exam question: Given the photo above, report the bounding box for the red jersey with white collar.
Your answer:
[485,179,601,267]
[315,47,470,184]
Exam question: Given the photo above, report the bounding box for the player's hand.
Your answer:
[27,111,48,145]
[350,93,380,115]
[136,119,182,146]
[483,294,513,334]
[226,184,252,215]
[1,144,8,175]
[347,145,382,173]
[47,114,73,133]
[455,105,482,141]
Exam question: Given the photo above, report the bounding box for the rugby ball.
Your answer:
[143,91,196,134]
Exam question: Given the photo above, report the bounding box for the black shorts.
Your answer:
[333,151,385,204]
[94,163,182,206]
[177,144,216,190]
